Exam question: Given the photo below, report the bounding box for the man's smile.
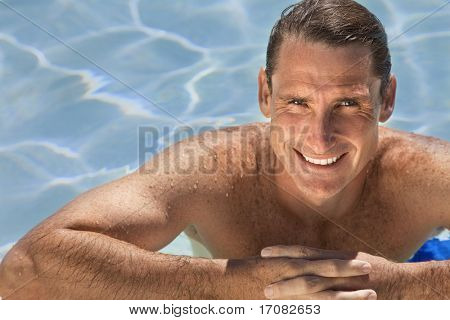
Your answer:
[302,153,345,165]
[294,149,349,171]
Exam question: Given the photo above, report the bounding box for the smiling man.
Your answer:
[0,0,449,300]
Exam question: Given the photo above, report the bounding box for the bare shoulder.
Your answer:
[375,126,450,228]
[141,121,268,178]
[376,126,449,173]
[142,121,270,215]
[189,121,270,178]
[378,126,449,154]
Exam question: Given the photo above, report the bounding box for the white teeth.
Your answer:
[302,154,342,166]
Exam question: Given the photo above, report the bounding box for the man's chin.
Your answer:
[292,174,348,201]
[307,184,344,200]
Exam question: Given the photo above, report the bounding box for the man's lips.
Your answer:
[294,149,348,168]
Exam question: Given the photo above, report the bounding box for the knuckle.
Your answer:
[288,259,304,271]
[279,260,300,277]
[296,246,311,256]
[315,259,339,275]
[326,259,341,273]
[304,276,321,288]
[284,260,308,277]
[312,290,335,300]
[286,260,298,272]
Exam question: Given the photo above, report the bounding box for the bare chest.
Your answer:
[190,187,433,262]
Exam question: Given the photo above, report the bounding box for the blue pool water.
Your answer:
[0,0,449,260]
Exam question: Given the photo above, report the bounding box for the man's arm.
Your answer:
[375,131,450,299]
[380,260,449,299]
[400,132,449,229]
[0,227,231,299]
[0,137,245,299]
[394,132,450,299]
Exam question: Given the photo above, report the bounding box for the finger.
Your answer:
[261,245,353,260]
[300,259,371,277]
[265,275,347,299]
[294,289,377,300]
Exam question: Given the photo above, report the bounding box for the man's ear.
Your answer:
[379,74,397,123]
[258,68,271,118]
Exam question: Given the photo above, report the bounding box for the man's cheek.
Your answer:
[336,116,376,138]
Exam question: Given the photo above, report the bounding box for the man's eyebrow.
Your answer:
[277,93,371,102]
[277,93,311,101]
[338,94,371,102]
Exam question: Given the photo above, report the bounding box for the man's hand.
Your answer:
[258,245,392,300]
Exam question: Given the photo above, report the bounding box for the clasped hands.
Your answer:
[259,245,389,300]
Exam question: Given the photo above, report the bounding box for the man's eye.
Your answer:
[339,100,357,107]
[288,99,307,106]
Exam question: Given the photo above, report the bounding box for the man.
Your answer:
[0,0,449,300]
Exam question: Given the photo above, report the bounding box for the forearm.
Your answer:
[378,260,450,299]
[0,228,234,299]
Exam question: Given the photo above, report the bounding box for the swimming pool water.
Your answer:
[0,0,449,260]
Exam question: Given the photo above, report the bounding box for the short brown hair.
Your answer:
[266,0,391,96]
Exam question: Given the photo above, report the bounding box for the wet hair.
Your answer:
[266,0,391,97]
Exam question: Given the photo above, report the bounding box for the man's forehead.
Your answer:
[274,72,374,87]
[273,71,379,96]
[272,38,377,92]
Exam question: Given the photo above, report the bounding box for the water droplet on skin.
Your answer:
[226,193,229,197]
[170,181,174,188]
[213,154,217,159]
[193,183,198,189]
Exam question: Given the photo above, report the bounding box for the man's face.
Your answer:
[260,39,391,202]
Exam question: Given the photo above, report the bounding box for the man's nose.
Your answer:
[304,112,336,155]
